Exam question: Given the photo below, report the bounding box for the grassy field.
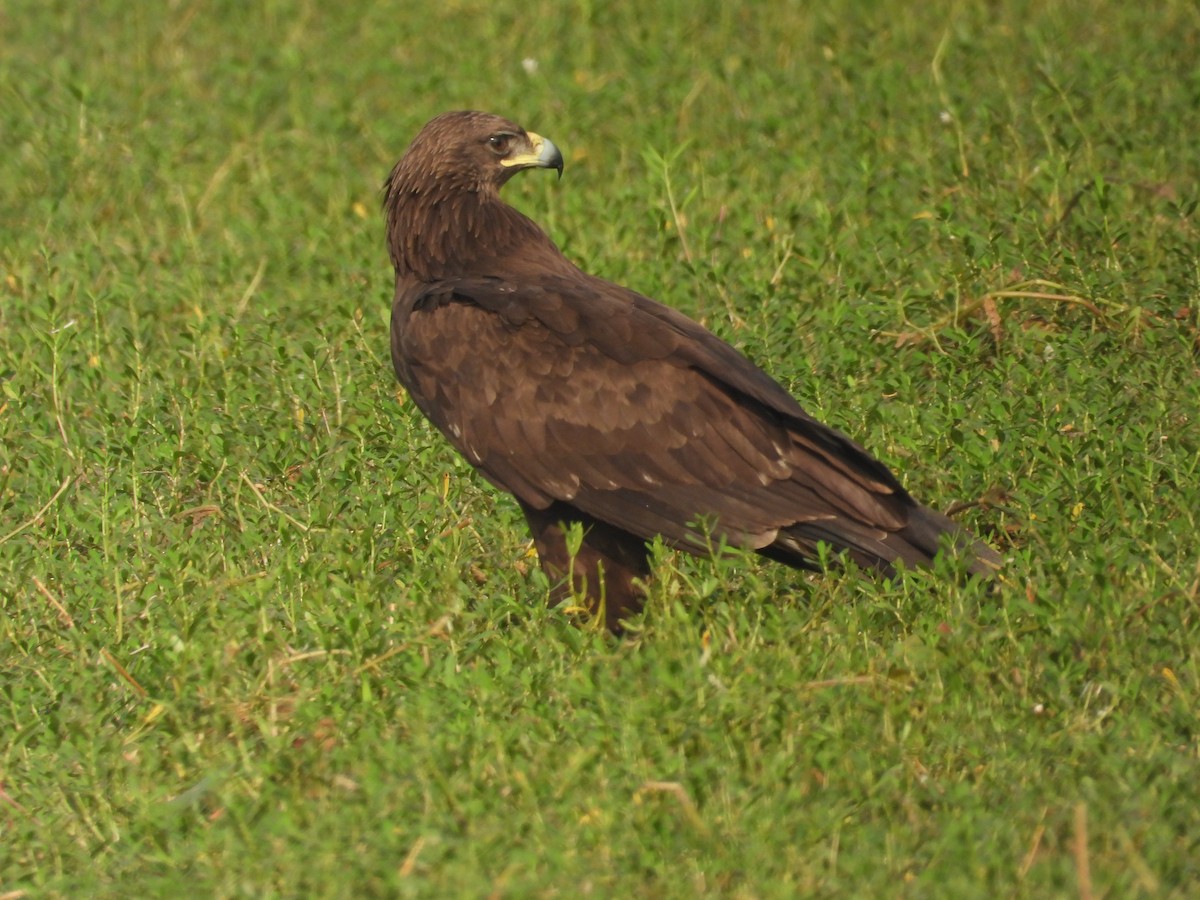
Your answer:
[3,0,1199,895]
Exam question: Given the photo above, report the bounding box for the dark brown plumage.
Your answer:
[384,111,1001,630]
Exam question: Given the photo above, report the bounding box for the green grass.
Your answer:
[3,0,1199,895]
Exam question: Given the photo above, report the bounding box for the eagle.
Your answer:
[384,111,1001,631]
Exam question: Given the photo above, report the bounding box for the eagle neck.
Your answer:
[388,184,540,283]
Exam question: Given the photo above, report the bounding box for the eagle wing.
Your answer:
[392,273,919,559]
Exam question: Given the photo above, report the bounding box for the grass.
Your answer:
[2,0,1199,895]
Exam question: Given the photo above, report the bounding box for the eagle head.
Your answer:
[384,111,566,279]
[394,111,563,195]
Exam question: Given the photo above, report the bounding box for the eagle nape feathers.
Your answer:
[384,110,1002,631]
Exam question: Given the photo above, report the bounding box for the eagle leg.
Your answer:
[518,500,652,632]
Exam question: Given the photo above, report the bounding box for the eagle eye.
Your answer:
[487,133,514,155]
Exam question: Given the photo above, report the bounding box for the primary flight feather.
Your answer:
[384,111,1001,630]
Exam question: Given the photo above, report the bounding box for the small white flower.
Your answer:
[522,58,538,75]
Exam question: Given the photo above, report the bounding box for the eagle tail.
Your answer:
[768,504,1002,579]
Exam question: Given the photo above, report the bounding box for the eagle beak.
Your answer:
[502,132,564,179]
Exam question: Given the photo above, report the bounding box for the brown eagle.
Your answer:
[384,111,1001,630]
